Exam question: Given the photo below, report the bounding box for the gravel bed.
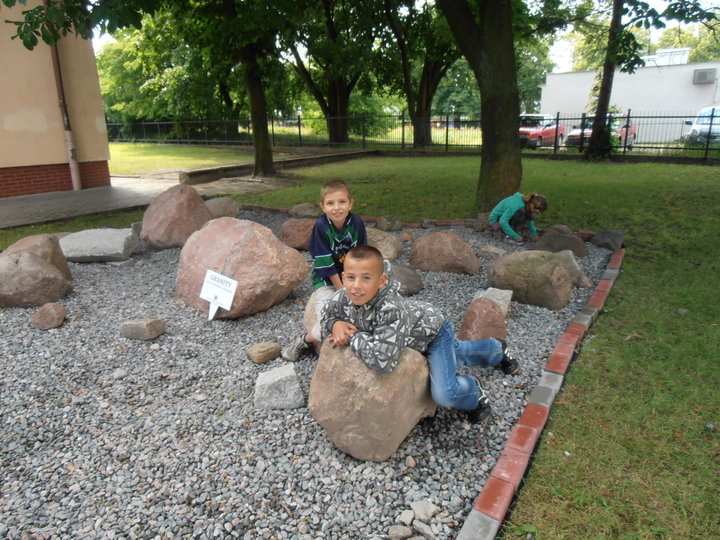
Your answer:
[0,211,611,539]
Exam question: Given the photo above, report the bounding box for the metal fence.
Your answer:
[106,109,720,160]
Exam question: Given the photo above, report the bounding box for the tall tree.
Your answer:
[2,0,304,177]
[378,0,460,147]
[657,23,720,61]
[436,0,522,213]
[284,0,378,144]
[585,0,718,160]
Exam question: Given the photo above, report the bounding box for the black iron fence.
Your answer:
[106,109,720,160]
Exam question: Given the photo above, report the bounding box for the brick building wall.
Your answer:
[0,161,110,199]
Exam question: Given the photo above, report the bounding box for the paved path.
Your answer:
[0,175,294,229]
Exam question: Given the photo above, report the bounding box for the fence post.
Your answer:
[704,108,715,160]
[401,112,405,150]
[554,112,561,154]
[579,113,587,152]
[362,115,367,149]
[445,115,450,152]
[623,109,631,154]
[298,116,302,147]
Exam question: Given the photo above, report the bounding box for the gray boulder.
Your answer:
[472,287,513,316]
[533,224,586,257]
[368,228,402,261]
[254,364,305,409]
[487,250,573,310]
[390,263,424,296]
[376,215,403,232]
[591,230,624,250]
[289,202,322,219]
[205,197,240,218]
[60,228,137,262]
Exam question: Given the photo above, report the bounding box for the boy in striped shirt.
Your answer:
[282,180,367,361]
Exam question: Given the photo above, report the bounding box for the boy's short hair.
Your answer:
[529,193,547,212]
[320,179,352,202]
[346,245,383,270]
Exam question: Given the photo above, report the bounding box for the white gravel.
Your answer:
[0,210,611,539]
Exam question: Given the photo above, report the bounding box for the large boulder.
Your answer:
[309,343,436,462]
[376,215,403,232]
[205,197,240,219]
[472,287,513,316]
[289,202,322,219]
[410,230,480,274]
[302,289,326,355]
[487,251,574,310]
[367,228,402,261]
[533,224,586,257]
[458,298,507,341]
[176,218,308,318]
[279,218,315,251]
[60,228,137,262]
[390,263,424,296]
[556,250,592,288]
[140,184,213,249]
[4,234,71,280]
[0,252,72,307]
[591,230,624,251]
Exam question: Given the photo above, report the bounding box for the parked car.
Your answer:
[519,114,566,148]
[684,106,720,144]
[565,116,637,150]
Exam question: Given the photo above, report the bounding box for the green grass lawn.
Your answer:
[2,152,718,537]
[108,142,254,176]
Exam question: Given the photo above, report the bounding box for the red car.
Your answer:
[519,114,566,149]
[565,116,637,150]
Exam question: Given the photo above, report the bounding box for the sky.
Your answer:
[550,0,720,72]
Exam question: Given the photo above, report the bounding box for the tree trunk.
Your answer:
[326,79,352,144]
[240,44,275,176]
[437,0,522,213]
[585,0,623,160]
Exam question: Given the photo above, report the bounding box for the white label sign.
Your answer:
[199,269,238,320]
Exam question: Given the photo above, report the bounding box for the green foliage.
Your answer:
[658,24,720,62]
[432,58,481,117]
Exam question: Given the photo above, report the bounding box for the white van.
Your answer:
[685,106,720,144]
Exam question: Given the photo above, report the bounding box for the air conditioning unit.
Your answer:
[693,68,717,85]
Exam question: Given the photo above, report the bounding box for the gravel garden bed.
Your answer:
[0,210,611,539]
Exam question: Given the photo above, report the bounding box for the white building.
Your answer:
[539,49,720,142]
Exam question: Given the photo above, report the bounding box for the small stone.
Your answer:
[388,524,413,540]
[120,318,166,340]
[412,519,437,540]
[704,423,715,432]
[247,342,281,364]
[677,308,689,314]
[29,302,67,330]
[405,456,417,468]
[111,368,128,380]
[410,500,439,522]
[399,509,414,526]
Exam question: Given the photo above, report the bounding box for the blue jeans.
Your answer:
[425,318,503,411]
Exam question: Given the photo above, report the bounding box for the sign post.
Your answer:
[199,269,238,320]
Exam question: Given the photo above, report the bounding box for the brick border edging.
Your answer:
[238,204,623,538]
[455,248,625,540]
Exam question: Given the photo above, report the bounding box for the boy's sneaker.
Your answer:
[281,335,309,362]
[467,377,492,425]
[496,338,520,375]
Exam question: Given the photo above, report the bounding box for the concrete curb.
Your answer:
[237,205,623,539]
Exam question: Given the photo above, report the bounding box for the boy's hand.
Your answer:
[330,321,357,347]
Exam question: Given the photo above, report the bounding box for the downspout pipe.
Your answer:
[47,11,82,190]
